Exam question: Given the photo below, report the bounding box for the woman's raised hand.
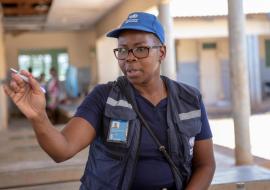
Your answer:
[3,70,47,120]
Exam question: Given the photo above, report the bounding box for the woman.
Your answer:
[3,12,215,190]
[46,67,60,123]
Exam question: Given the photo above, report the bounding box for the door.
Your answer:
[199,42,221,105]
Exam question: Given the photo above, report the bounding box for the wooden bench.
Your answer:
[210,165,270,190]
[0,161,84,189]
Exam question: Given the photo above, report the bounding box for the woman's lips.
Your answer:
[126,69,141,77]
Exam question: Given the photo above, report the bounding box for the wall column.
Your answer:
[0,7,8,131]
[228,0,253,165]
[158,0,176,80]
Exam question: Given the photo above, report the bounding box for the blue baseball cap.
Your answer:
[106,12,165,44]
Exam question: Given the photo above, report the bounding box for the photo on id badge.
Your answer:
[107,120,129,143]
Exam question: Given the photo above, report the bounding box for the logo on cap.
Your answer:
[129,14,138,19]
[125,13,139,24]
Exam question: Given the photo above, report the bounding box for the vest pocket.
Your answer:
[80,142,127,189]
[175,116,202,161]
[177,113,202,137]
[95,142,125,160]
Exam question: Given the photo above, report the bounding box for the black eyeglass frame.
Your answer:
[113,46,162,60]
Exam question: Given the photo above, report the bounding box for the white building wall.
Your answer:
[96,36,120,83]
[174,15,270,105]
[174,16,270,39]
[176,39,199,89]
[5,31,96,70]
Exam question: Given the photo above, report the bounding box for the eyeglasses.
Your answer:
[113,46,162,60]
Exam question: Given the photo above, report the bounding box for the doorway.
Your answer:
[199,42,221,105]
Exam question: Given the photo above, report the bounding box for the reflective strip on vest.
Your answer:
[106,97,133,109]
[179,110,201,120]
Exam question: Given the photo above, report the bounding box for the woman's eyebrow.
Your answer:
[117,41,147,47]
[118,42,147,47]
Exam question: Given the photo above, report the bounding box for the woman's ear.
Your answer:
[159,45,166,61]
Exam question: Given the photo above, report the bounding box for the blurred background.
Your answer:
[0,0,270,189]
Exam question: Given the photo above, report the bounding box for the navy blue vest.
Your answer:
[80,76,202,190]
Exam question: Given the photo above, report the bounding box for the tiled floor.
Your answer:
[210,111,270,169]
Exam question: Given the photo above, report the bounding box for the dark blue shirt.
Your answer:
[75,83,212,189]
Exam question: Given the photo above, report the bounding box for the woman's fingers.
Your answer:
[20,70,33,84]
[5,69,43,98]
[19,70,43,94]
[29,76,43,93]
[10,73,27,91]
[10,80,20,93]
[20,70,32,77]
[5,81,24,103]
[3,84,16,99]
[4,70,30,102]
[13,74,26,89]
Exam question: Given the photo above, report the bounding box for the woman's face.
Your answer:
[117,30,166,85]
[50,69,56,77]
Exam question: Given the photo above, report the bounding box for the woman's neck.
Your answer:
[133,77,167,106]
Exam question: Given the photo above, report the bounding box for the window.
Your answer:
[265,40,270,67]
[202,43,216,49]
[18,49,69,81]
[57,53,69,81]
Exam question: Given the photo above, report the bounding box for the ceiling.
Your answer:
[0,0,123,32]
[1,0,267,32]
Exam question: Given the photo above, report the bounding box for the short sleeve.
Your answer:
[74,84,111,131]
[195,99,213,140]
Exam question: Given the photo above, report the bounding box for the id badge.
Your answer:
[107,119,129,143]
